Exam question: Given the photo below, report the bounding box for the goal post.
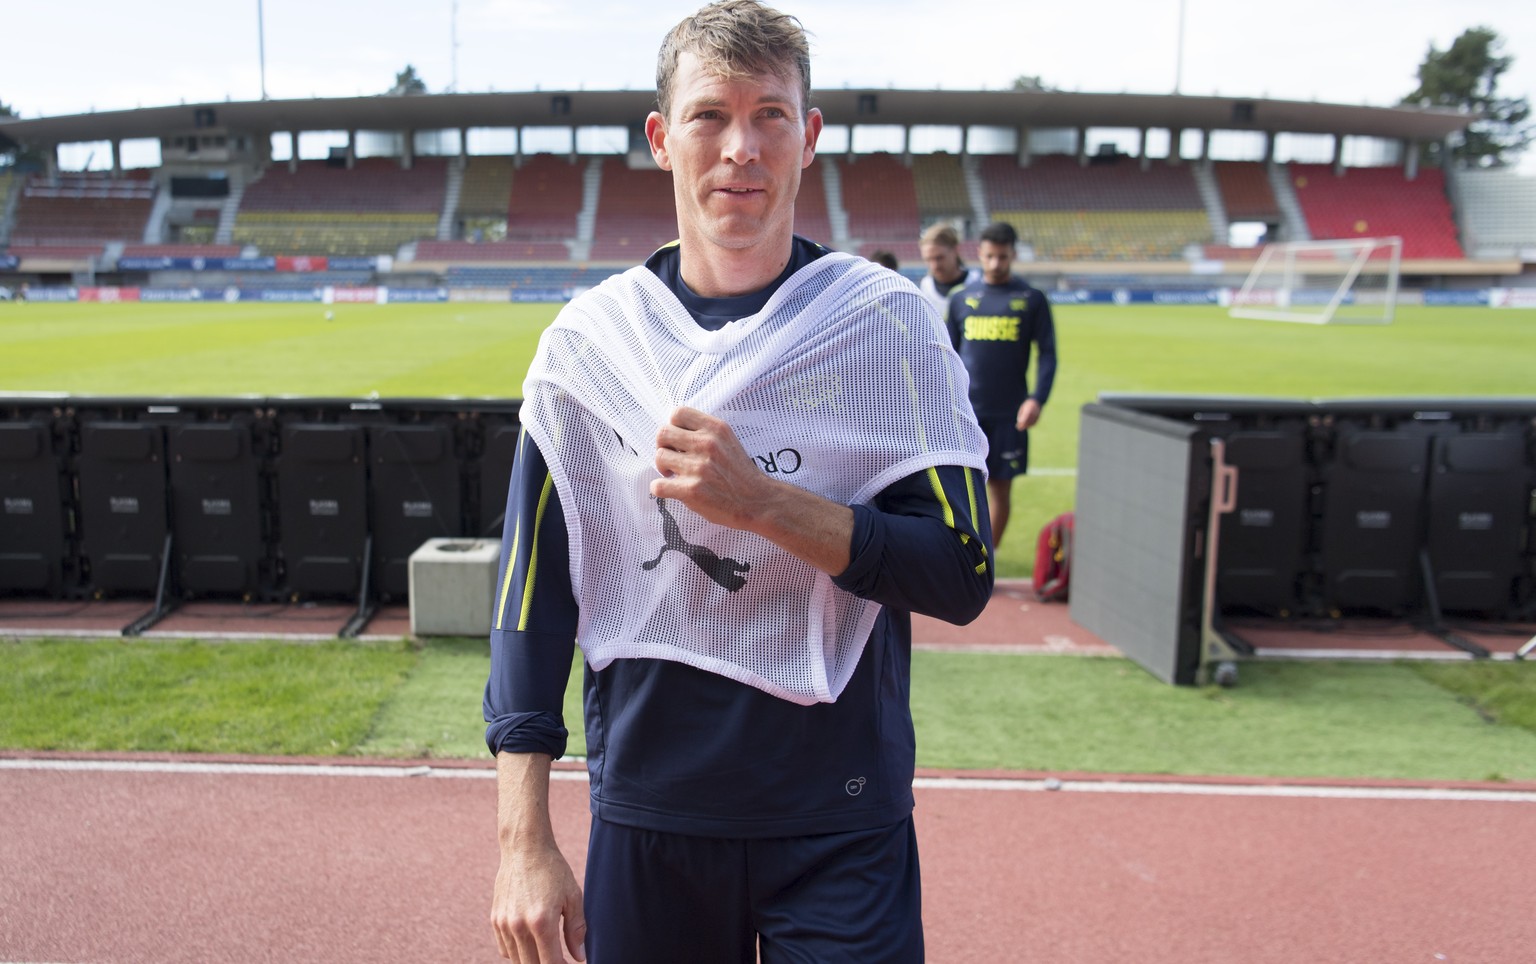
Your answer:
[1227,236,1403,325]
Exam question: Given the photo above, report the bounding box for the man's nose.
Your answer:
[721,119,761,165]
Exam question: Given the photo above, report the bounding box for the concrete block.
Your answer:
[408,537,500,637]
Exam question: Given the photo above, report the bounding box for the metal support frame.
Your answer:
[338,535,377,639]
[1198,438,1255,686]
[1417,548,1491,659]
[122,534,178,637]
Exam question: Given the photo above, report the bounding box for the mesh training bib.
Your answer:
[520,253,986,705]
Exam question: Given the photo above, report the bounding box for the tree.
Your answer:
[0,99,22,165]
[387,66,429,96]
[1011,75,1050,92]
[1403,26,1531,168]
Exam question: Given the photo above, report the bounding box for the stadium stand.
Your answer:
[119,243,243,259]
[981,155,1212,260]
[837,152,919,243]
[795,158,834,247]
[233,157,448,256]
[415,239,569,262]
[0,168,18,242]
[7,244,105,264]
[1288,164,1463,259]
[446,264,619,291]
[454,155,515,240]
[505,154,583,241]
[589,157,676,261]
[9,171,157,245]
[1451,168,1536,258]
[1214,161,1281,222]
[913,153,973,225]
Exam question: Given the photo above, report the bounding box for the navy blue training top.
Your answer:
[945,275,1059,418]
[484,238,994,838]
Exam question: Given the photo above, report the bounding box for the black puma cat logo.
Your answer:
[641,498,751,592]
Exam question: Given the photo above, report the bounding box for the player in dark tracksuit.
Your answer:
[946,221,1058,549]
[485,237,994,963]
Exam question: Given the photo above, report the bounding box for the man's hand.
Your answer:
[651,406,854,576]
[651,405,768,530]
[490,840,586,962]
[1016,398,1042,431]
[492,753,585,962]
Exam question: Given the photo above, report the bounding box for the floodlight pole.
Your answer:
[258,0,269,100]
[451,0,460,93]
[1174,0,1186,94]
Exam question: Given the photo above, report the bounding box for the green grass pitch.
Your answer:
[3,300,1532,578]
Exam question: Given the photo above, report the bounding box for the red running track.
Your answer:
[3,756,1534,963]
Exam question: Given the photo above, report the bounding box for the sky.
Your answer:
[2,0,1533,169]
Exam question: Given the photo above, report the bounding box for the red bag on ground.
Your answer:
[1032,511,1074,602]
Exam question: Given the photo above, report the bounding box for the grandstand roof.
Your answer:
[0,89,1472,146]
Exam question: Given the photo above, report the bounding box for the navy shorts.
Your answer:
[977,415,1029,480]
[583,816,924,964]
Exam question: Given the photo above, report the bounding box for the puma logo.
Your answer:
[641,498,751,592]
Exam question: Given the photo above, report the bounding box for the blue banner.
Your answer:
[1047,290,1113,305]
[509,289,573,303]
[140,287,217,302]
[327,257,380,272]
[385,287,448,303]
[1423,290,1489,306]
[1146,290,1222,305]
[23,287,78,302]
[245,288,324,303]
[117,256,279,272]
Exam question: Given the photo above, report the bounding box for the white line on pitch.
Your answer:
[3,758,1532,802]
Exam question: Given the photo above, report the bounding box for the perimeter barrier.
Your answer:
[0,395,521,635]
[1071,395,1536,685]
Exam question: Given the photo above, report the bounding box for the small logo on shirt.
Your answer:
[783,373,843,413]
[754,448,802,475]
[845,777,867,797]
[641,498,751,592]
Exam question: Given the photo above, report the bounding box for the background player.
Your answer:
[946,220,1058,548]
[918,222,979,321]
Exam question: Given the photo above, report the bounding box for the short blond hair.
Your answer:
[921,223,961,249]
[656,0,812,119]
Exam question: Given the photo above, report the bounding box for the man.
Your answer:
[484,3,992,963]
[917,222,979,321]
[946,221,1058,548]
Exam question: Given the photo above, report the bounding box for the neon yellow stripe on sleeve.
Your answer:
[492,426,530,632]
[964,467,986,557]
[517,473,555,632]
[493,515,522,632]
[924,465,957,531]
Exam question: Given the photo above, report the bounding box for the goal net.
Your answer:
[1227,236,1403,325]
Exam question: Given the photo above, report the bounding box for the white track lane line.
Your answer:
[3,758,1533,802]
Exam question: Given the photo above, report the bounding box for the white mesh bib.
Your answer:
[520,253,986,705]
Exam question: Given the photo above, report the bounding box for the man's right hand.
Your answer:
[490,839,586,962]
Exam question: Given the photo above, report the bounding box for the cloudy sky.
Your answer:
[2,0,1532,167]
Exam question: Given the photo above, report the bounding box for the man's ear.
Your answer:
[645,112,672,171]
[802,107,823,168]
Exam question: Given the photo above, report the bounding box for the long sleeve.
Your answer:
[1030,292,1059,407]
[833,464,993,625]
[482,428,579,758]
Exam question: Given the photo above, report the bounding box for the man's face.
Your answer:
[645,51,822,254]
[978,240,1015,285]
[920,242,961,283]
